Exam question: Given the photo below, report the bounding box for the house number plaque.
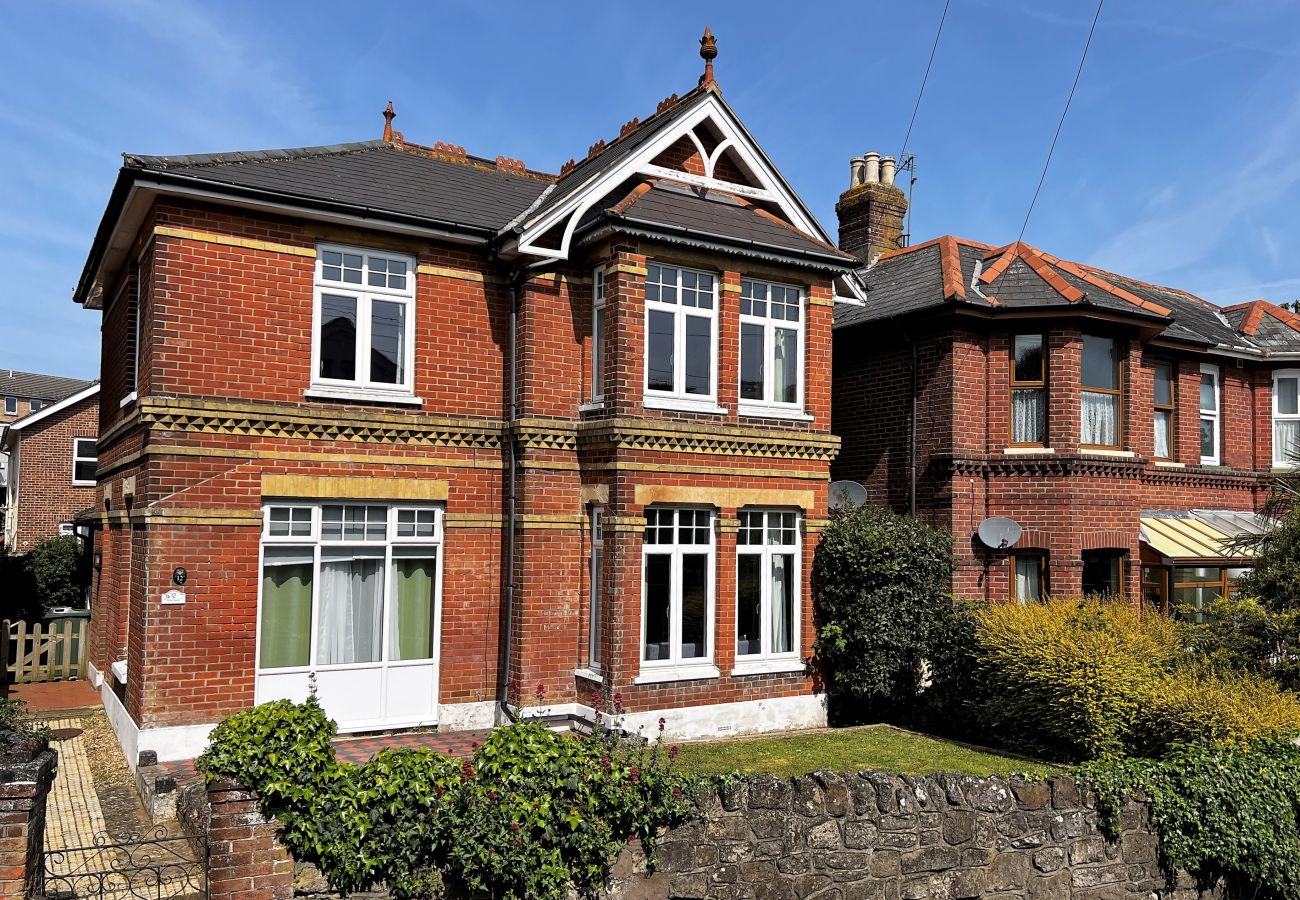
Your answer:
[161,589,186,605]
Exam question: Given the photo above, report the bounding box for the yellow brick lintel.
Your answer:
[807,295,836,307]
[416,263,493,284]
[445,513,504,529]
[634,485,816,510]
[719,282,742,294]
[154,225,315,259]
[606,264,648,278]
[580,484,609,505]
[262,474,449,501]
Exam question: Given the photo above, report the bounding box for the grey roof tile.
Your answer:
[0,370,95,402]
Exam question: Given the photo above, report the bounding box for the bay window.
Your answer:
[1011,552,1046,604]
[1199,364,1220,465]
[591,267,606,403]
[641,507,715,677]
[1081,335,1121,448]
[312,245,416,398]
[736,510,800,666]
[1010,334,1046,445]
[739,279,803,413]
[1153,360,1176,460]
[1273,369,1300,467]
[644,263,717,407]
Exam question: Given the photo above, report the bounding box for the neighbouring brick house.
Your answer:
[74,33,866,764]
[1,381,99,553]
[832,155,1294,609]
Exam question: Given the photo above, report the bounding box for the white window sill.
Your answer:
[1079,448,1135,458]
[731,658,806,677]
[1003,446,1054,455]
[643,396,727,415]
[305,386,423,406]
[574,667,604,683]
[118,391,138,408]
[111,659,128,684]
[737,404,813,422]
[72,481,96,487]
[579,400,606,413]
[1199,459,1220,467]
[1153,461,1185,469]
[633,663,721,685]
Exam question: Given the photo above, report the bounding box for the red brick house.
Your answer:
[1,382,99,553]
[832,156,1290,611]
[74,34,865,764]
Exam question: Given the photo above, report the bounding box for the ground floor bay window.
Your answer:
[641,507,716,681]
[258,502,442,731]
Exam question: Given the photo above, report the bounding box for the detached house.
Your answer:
[832,156,1290,611]
[75,32,863,763]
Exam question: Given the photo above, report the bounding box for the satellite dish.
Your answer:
[829,480,868,510]
[977,516,1023,550]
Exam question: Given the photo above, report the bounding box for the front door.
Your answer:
[255,502,443,731]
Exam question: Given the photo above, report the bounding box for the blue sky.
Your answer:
[3,0,1299,380]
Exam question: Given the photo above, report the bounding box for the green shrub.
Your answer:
[812,504,953,719]
[1140,667,1300,755]
[0,697,50,758]
[196,697,703,899]
[1078,740,1300,899]
[971,598,1182,761]
[25,535,88,611]
[1181,595,1300,690]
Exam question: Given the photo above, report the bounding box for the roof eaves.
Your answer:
[578,216,856,272]
[8,383,100,432]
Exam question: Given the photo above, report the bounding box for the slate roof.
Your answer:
[0,370,95,402]
[124,142,554,234]
[837,236,1300,357]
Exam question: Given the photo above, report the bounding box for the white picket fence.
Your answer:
[2,617,90,683]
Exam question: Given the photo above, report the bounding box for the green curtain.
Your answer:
[260,553,313,668]
[392,557,436,660]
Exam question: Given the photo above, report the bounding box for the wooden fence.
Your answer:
[2,617,90,684]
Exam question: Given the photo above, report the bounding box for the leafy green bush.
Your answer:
[0,697,51,759]
[1078,740,1300,899]
[970,598,1181,761]
[1140,667,1300,755]
[812,504,953,719]
[196,696,702,899]
[25,535,89,611]
[1181,595,1300,690]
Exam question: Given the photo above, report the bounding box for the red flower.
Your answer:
[658,717,666,731]
[672,786,682,799]
[668,745,679,761]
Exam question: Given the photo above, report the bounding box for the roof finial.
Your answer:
[698,26,718,88]
[382,101,396,142]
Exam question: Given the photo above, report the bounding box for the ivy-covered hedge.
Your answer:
[1078,739,1300,899]
[195,696,703,899]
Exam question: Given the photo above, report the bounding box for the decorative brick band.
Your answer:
[261,474,449,502]
[154,225,315,260]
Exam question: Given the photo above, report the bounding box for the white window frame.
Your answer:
[255,501,444,674]
[643,262,721,412]
[71,438,97,486]
[29,400,42,412]
[637,507,719,683]
[1273,369,1300,467]
[1199,363,1220,465]
[738,279,806,418]
[588,505,604,669]
[3,397,15,416]
[309,243,418,402]
[734,509,804,676]
[591,266,606,404]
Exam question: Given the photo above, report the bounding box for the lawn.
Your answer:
[674,725,1061,779]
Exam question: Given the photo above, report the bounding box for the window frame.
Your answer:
[1081,549,1125,598]
[29,400,42,413]
[642,262,720,410]
[738,278,806,416]
[3,397,15,416]
[1009,551,1048,604]
[1171,564,1251,623]
[734,509,803,671]
[1009,333,1048,447]
[1152,360,1176,461]
[1272,368,1300,467]
[71,438,97,486]
[310,243,418,400]
[255,501,444,674]
[1199,363,1220,465]
[590,266,606,404]
[1080,334,1123,450]
[587,504,604,670]
[638,506,718,682]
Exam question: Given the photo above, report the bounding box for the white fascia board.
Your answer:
[517,93,830,260]
[8,384,100,432]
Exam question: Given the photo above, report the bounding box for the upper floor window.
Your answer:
[591,267,606,403]
[313,245,416,396]
[644,263,716,406]
[29,400,42,412]
[740,279,803,412]
[1273,369,1300,467]
[736,509,800,661]
[642,507,714,671]
[1081,335,1121,448]
[1010,334,1046,446]
[1153,360,1176,460]
[3,397,15,416]
[1199,364,1220,465]
[72,438,97,486]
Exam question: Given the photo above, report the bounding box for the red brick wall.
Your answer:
[7,395,98,552]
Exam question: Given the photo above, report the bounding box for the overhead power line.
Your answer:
[899,0,952,163]
[1017,0,1105,244]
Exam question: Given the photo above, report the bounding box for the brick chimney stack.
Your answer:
[836,151,908,265]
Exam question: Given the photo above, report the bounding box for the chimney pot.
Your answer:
[850,157,866,187]
[863,151,880,185]
[880,156,896,187]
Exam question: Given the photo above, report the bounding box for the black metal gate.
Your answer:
[42,827,206,900]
